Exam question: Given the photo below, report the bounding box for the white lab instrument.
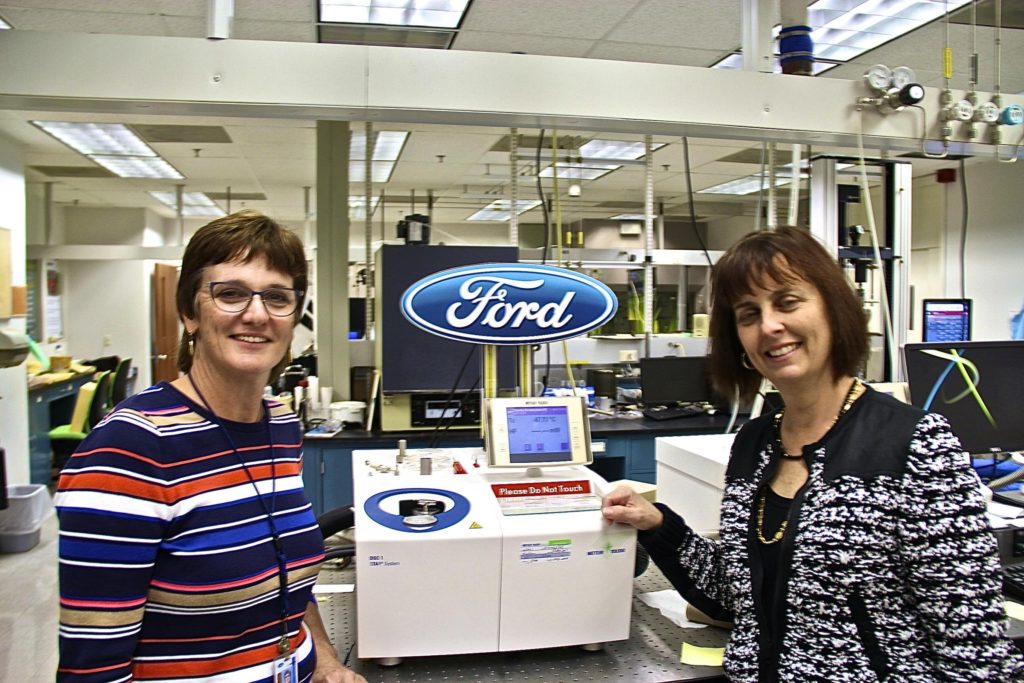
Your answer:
[353,443,636,664]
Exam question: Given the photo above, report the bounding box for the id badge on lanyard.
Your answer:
[274,651,298,683]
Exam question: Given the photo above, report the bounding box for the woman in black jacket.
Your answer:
[602,226,1024,682]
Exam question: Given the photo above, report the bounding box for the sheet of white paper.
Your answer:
[313,584,355,594]
[988,499,1024,519]
[638,589,707,629]
[988,513,1011,529]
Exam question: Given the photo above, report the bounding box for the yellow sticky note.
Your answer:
[680,642,725,667]
[1005,600,1024,622]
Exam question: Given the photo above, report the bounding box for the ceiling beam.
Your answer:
[1,31,1022,158]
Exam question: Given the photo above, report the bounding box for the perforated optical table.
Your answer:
[316,562,729,682]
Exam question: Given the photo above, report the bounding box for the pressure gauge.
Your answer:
[947,99,974,122]
[974,101,1000,124]
[891,66,917,89]
[864,64,893,92]
[1002,104,1024,126]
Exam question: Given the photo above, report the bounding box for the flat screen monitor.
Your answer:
[903,340,1024,456]
[640,356,712,406]
[922,298,972,343]
[485,396,592,469]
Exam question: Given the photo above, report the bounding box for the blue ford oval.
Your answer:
[401,263,617,345]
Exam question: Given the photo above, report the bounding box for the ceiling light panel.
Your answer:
[320,0,470,28]
[91,155,184,180]
[698,175,794,196]
[32,122,155,156]
[149,191,225,217]
[578,140,665,160]
[0,16,11,29]
[712,1,970,70]
[538,164,620,181]
[32,121,185,180]
[350,195,382,220]
[468,199,541,222]
[350,130,408,182]
[810,0,972,63]
[349,161,397,183]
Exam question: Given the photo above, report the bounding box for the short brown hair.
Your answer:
[708,226,867,402]
[175,210,307,378]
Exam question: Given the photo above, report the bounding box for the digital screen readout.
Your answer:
[505,405,572,464]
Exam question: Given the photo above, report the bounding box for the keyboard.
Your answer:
[1003,563,1024,601]
[642,404,705,421]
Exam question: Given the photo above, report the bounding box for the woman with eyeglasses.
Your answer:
[56,211,366,683]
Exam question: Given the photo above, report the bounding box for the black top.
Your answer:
[757,486,792,682]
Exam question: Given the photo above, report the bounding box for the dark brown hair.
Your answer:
[708,226,868,402]
[176,210,307,379]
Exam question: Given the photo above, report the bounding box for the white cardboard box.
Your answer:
[655,434,735,536]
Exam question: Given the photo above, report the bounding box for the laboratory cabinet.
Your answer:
[27,373,93,485]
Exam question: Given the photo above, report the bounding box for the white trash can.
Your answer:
[0,484,53,553]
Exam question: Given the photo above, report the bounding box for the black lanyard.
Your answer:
[187,374,293,655]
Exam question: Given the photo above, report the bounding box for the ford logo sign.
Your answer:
[401,263,617,345]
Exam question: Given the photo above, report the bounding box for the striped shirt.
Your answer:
[56,382,325,682]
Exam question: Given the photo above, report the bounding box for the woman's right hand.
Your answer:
[601,485,664,531]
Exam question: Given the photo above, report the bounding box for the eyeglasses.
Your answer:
[207,282,304,317]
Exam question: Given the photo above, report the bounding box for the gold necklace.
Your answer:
[773,377,861,461]
[757,378,862,544]
[756,489,787,544]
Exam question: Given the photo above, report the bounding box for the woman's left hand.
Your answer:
[312,656,367,683]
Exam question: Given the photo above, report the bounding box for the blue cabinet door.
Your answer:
[300,443,323,515]
[321,445,356,515]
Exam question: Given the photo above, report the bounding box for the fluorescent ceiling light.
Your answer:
[810,0,970,63]
[32,121,184,180]
[578,140,665,160]
[33,122,154,156]
[350,161,397,183]
[0,16,11,29]
[350,130,408,183]
[609,214,652,221]
[149,191,225,217]
[320,0,470,28]
[467,199,541,222]
[711,0,969,71]
[350,195,382,220]
[699,175,794,196]
[93,156,184,180]
[538,164,620,181]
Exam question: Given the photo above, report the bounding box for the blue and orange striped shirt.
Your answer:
[56,382,325,682]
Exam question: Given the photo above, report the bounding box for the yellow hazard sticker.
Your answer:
[469,521,482,529]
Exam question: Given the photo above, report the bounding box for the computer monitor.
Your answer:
[640,356,712,406]
[903,340,1024,456]
[485,396,592,469]
[922,298,972,343]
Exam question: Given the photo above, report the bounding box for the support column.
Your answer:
[316,121,351,399]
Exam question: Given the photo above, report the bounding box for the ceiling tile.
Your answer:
[460,0,642,40]
[604,0,740,50]
[452,30,594,57]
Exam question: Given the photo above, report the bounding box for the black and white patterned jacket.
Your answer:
[642,386,1024,681]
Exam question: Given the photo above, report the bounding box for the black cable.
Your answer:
[958,157,968,300]
[535,128,551,266]
[681,137,714,267]
[426,345,476,449]
[432,376,481,448]
[342,640,356,667]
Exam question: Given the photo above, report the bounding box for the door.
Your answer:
[152,263,179,384]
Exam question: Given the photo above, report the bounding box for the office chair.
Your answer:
[110,357,133,407]
[83,354,120,373]
[50,370,112,473]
